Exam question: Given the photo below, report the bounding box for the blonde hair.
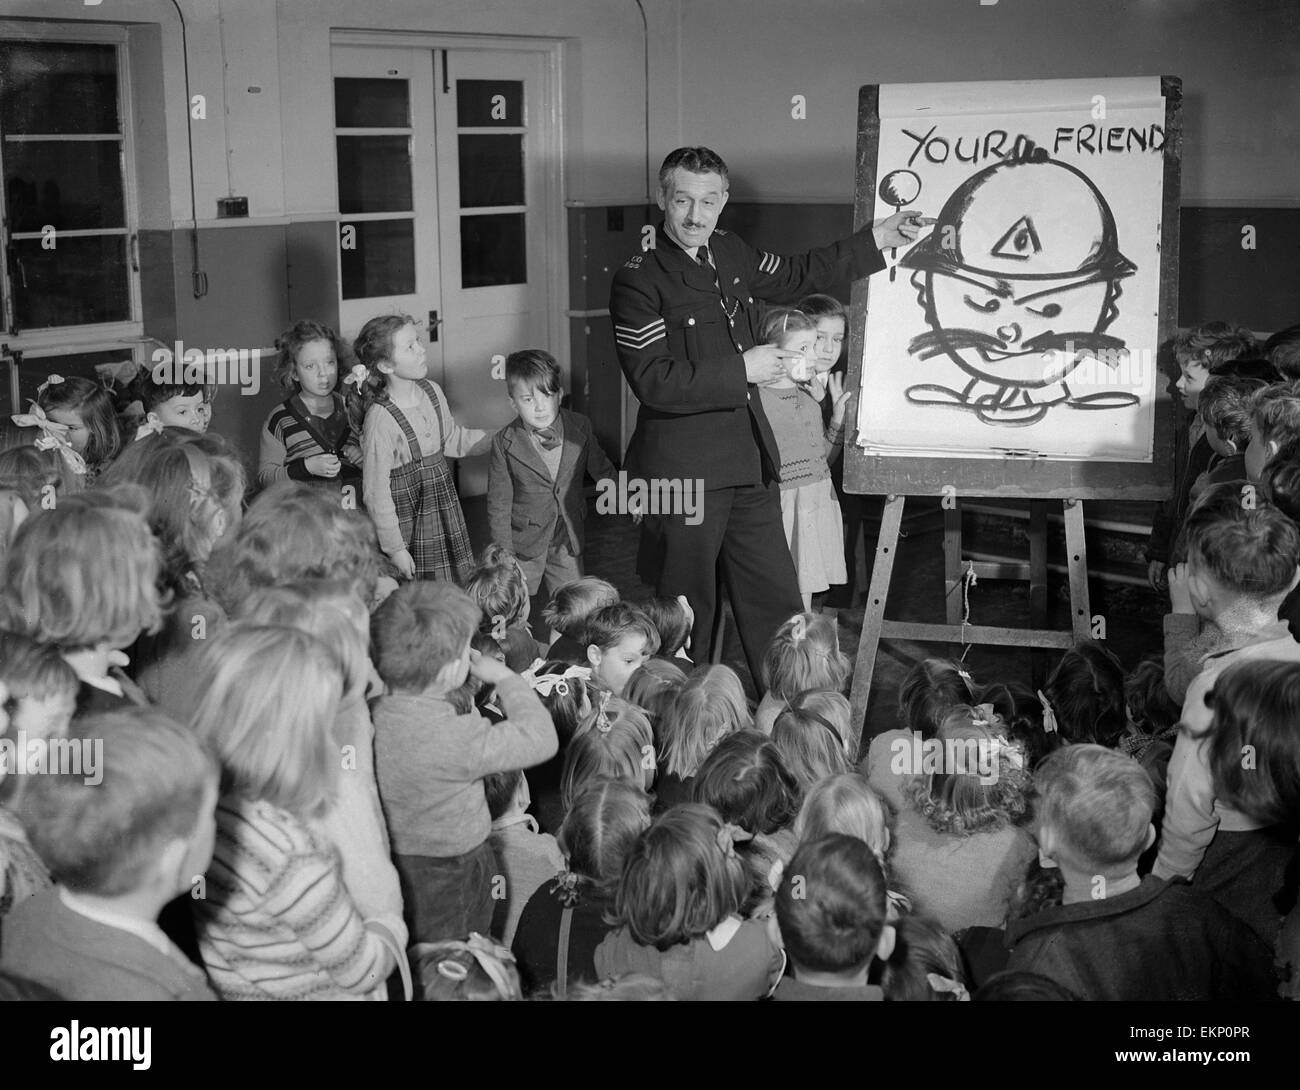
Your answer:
[0,484,163,651]
[235,580,371,704]
[658,664,751,778]
[191,623,344,818]
[761,613,849,703]
[795,773,892,866]
[560,699,654,812]
[772,691,852,795]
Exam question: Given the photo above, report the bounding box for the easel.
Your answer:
[841,77,1183,759]
[847,494,1089,747]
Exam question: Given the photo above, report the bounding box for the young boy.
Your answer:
[1147,322,1260,589]
[583,602,659,697]
[1193,375,1267,494]
[370,581,557,945]
[0,708,219,1000]
[487,349,617,621]
[1156,484,1300,941]
[1245,381,1300,483]
[1006,745,1274,1001]
[540,576,619,664]
[773,833,894,1000]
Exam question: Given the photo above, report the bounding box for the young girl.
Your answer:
[867,657,976,807]
[465,544,542,673]
[100,429,245,722]
[1041,639,1126,746]
[890,708,1035,933]
[593,803,785,1001]
[235,580,407,983]
[757,307,851,609]
[655,664,752,810]
[207,482,383,615]
[771,690,854,795]
[756,611,850,734]
[352,314,493,582]
[560,694,655,811]
[639,595,694,664]
[129,370,212,436]
[519,658,594,835]
[975,679,1052,770]
[1117,657,1181,804]
[880,915,969,1002]
[33,374,121,485]
[510,779,651,997]
[190,623,401,1000]
[693,729,801,915]
[1204,658,1300,996]
[485,769,565,947]
[412,934,521,1001]
[259,320,363,498]
[0,485,160,716]
[0,440,63,565]
[623,657,687,736]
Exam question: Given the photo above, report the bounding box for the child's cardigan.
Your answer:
[196,796,400,1001]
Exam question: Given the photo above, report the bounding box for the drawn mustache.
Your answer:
[909,328,1127,361]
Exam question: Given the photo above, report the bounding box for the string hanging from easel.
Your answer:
[959,560,978,664]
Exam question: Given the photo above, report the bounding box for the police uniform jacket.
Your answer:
[610,223,885,490]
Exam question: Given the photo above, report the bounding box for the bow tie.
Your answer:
[530,423,561,451]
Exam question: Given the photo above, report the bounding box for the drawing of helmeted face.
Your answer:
[900,155,1135,389]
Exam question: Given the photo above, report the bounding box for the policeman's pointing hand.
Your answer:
[872,211,936,251]
[744,345,799,386]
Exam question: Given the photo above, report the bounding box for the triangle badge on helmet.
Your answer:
[990,216,1042,261]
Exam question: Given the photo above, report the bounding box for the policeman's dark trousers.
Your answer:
[639,482,802,688]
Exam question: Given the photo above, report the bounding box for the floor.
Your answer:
[460,493,1169,750]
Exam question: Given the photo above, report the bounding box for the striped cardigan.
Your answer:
[195,796,398,1001]
[257,393,362,488]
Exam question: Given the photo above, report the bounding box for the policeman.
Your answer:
[610,145,928,681]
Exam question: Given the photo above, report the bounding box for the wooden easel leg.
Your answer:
[943,504,963,625]
[849,494,905,764]
[1029,500,1049,686]
[1064,498,1092,642]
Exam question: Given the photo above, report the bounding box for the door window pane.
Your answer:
[4,139,125,232]
[337,135,412,214]
[0,42,119,135]
[456,80,522,128]
[340,218,415,299]
[461,213,525,288]
[335,77,409,128]
[458,134,523,208]
[8,235,129,328]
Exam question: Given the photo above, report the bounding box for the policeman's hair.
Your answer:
[658,146,729,191]
[1172,321,1258,371]
[1184,480,1300,599]
[762,306,816,348]
[1264,323,1300,381]
[505,349,562,397]
[1197,375,1267,450]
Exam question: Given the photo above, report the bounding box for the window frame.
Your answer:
[0,20,143,359]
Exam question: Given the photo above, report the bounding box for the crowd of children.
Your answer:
[0,316,1297,1002]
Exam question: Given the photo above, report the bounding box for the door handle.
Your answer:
[428,310,443,342]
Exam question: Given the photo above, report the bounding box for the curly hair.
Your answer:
[274,318,357,394]
[904,709,1030,836]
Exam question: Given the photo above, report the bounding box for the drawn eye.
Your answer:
[1027,302,1063,318]
[963,294,1000,314]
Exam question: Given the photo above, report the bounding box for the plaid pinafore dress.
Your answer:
[381,379,474,582]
